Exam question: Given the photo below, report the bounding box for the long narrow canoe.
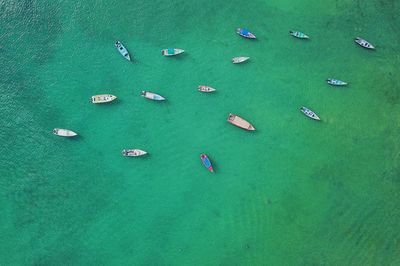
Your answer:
[141,91,165,101]
[289,31,309,39]
[53,128,78,137]
[326,78,348,86]
[122,149,147,157]
[115,41,131,61]
[198,85,216,93]
[161,48,184,56]
[227,113,255,131]
[354,37,375,49]
[91,94,117,104]
[300,107,321,121]
[200,154,214,172]
[232,57,250,64]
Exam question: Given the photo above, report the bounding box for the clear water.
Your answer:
[1,0,400,265]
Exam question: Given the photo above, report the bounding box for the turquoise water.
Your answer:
[1,0,400,265]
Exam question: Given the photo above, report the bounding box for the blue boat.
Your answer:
[236,28,256,39]
[200,154,214,172]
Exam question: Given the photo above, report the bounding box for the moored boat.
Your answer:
[53,128,78,137]
[227,113,255,131]
[236,28,256,39]
[161,48,185,56]
[141,91,165,101]
[289,30,309,39]
[326,78,348,86]
[232,56,250,64]
[200,154,214,172]
[91,94,117,104]
[198,85,216,93]
[300,107,321,121]
[115,41,131,61]
[122,149,147,157]
[354,37,375,49]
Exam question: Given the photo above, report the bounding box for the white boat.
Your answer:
[227,113,255,131]
[326,78,348,86]
[232,57,250,64]
[289,31,309,39]
[198,85,216,93]
[91,94,117,104]
[354,37,375,49]
[115,41,131,60]
[161,48,185,56]
[122,149,147,157]
[300,107,321,121]
[141,91,165,101]
[53,128,78,137]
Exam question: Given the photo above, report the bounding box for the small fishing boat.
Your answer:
[200,154,214,172]
[232,57,250,64]
[236,28,256,39]
[91,94,117,104]
[198,85,216,93]
[122,149,147,157]
[227,113,255,131]
[141,91,165,101]
[354,37,375,49]
[115,41,131,61]
[161,48,185,56]
[300,107,321,121]
[289,31,309,39]
[53,128,77,137]
[326,78,348,86]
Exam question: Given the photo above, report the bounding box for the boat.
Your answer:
[300,107,321,121]
[141,91,165,101]
[200,154,214,172]
[236,28,256,39]
[53,128,77,137]
[198,85,216,93]
[161,48,184,56]
[91,94,117,104]
[227,113,255,131]
[326,78,348,86]
[232,57,250,64]
[289,31,309,39]
[115,41,131,61]
[354,37,375,49]
[122,149,147,157]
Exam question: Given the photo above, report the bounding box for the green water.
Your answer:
[1,0,400,265]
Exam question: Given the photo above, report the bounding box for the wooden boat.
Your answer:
[232,57,250,64]
[289,30,309,39]
[200,154,214,172]
[236,28,256,39]
[354,37,375,49]
[198,85,216,93]
[91,94,117,104]
[122,149,147,157]
[326,78,348,86]
[53,128,77,137]
[161,48,185,56]
[227,113,255,131]
[115,41,131,61]
[300,107,321,121]
[141,91,165,101]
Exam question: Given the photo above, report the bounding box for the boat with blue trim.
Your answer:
[236,28,256,39]
[115,41,131,61]
[161,48,184,56]
[289,31,309,39]
[326,78,348,86]
[200,154,214,172]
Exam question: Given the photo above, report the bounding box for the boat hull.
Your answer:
[115,41,131,61]
[141,91,165,101]
[161,48,185,56]
[53,128,77,137]
[122,149,147,157]
[300,107,321,121]
[290,31,309,39]
[326,79,347,86]
[354,37,375,49]
[236,28,256,39]
[198,85,216,93]
[227,113,255,131]
[91,94,117,103]
[232,57,250,64]
[200,154,214,172]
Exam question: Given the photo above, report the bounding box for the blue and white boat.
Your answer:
[115,41,131,61]
[141,91,165,101]
[200,154,214,172]
[161,48,184,56]
[236,28,256,39]
[326,78,348,86]
[300,107,320,121]
[289,31,309,39]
